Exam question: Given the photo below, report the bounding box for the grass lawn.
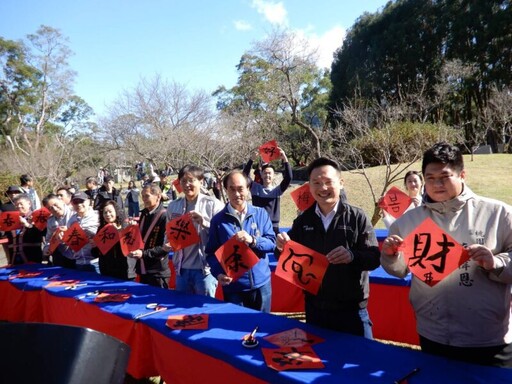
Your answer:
[279,154,512,229]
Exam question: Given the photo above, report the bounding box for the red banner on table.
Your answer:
[400,217,470,287]
[62,222,89,252]
[165,214,200,251]
[0,211,22,231]
[290,183,315,212]
[119,224,144,256]
[264,328,325,348]
[215,235,259,281]
[94,293,132,303]
[166,314,209,330]
[262,346,324,371]
[8,270,43,280]
[172,178,183,194]
[45,279,81,288]
[259,139,280,163]
[276,240,329,295]
[93,224,120,255]
[31,208,52,231]
[379,186,412,219]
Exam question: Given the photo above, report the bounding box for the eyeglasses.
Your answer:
[180,178,199,185]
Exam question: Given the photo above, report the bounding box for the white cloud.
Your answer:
[298,26,346,69]
[251,0,288,26]
[234,20,252,31]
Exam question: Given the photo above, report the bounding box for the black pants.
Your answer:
[51,253,76,269]
[139,274,169,289]
[420,335,512,368]
[305,300,364,336]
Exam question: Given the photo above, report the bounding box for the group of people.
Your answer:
[1,142,511,369]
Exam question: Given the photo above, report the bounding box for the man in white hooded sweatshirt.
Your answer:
[381,142,512,368]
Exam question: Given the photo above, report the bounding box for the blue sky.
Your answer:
[1,0,388,118]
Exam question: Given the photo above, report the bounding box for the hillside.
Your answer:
[279,154,512,229]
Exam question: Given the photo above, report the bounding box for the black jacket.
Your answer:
[94,187,123,210]
[286,202,380,307]
[136,203,170,277]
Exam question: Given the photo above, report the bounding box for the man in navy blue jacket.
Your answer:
[206,170,276,312]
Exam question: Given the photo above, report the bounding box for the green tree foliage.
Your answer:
[214,29,331,162]
[0,37,41,140]
[330,0,512,150]
[0,25,96,191]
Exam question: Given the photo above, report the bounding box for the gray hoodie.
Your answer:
[381,185,512,347]
[67,208,100,265]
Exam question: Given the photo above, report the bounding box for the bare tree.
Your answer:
[99,75,251,177]
[329,96,460,226]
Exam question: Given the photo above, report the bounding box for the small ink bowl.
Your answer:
[242,335,259,348]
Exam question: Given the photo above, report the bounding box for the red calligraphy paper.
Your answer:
[290,183,315,212]
[400,217,470,286]
[45,279,81,288]
[258,139,280,163]
[119,224,144,256]
[93,292,132,303]
[31,208,52,231]
[380,186,412,219]
[172,178,183,194]
[215,235,260,281]
[93,224,120,255]
[276,240,329,295]
[165,214,200,251]
[264,328,325,348]
[8,270,43,280]
[48,228,63,254]
[62,222,89,252]
[0,211,22,231]
[166,314,209,330]
[262,346,324,371]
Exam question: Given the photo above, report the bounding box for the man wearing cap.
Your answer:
[66,192,100,272]
[0,186,23,212]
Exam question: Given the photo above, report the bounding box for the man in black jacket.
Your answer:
[94,175,123,210]
[276,157,380,338]
[127,184,171,288]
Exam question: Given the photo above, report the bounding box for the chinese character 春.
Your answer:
[67,229,85,246]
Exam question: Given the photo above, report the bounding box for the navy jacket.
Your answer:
[206,203,276,293]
